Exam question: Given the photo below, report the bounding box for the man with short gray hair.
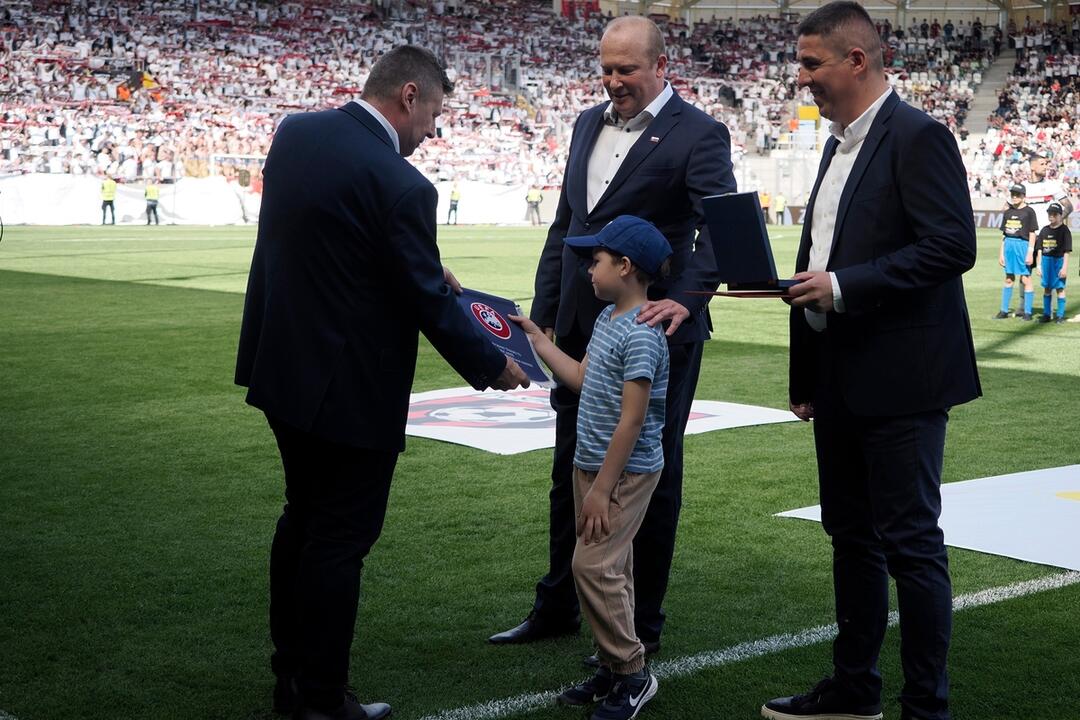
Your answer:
[237,44,528,720]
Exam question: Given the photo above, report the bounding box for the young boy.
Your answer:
[511,215,671,720]
[1036,202,1072,323]
[996,183,1039,320]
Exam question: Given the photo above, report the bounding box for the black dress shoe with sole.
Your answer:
[761,677,881,720]
[488,610,580,644]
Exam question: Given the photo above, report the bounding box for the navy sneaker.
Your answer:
[557,667,613,706]
[1038,314,1052,323]
[761,678,882,720]
[591,669,657,720]
[1018,312,1033,321]
[993,310,1011,319]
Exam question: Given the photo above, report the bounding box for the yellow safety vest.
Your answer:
[145,184,160,201]
[527,189,542,202]
[101,178,117,201]
[450,190,461,202]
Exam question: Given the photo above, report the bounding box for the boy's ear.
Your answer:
[618,256,634,277]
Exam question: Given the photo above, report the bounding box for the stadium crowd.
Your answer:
[965,18,1080,198]
[0,0,1070,202]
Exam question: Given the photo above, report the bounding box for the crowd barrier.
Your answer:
[3,173,1074,231]
[0,174,556,227]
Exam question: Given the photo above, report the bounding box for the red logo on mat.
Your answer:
[471,302,512,340]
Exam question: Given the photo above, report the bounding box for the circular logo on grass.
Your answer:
[471,302,511,340]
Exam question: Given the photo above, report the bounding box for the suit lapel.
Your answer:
[568,107,605,217]
[589,96,682,214]
[339,102,396,151]
[827,92,899,265]
[796,135,839,271]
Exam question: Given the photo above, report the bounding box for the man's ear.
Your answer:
[400,81,419,112]
[848,47,869,76]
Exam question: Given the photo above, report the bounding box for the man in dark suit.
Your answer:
[236,46,528,720]
[761,4,980,720]
[488,16,736,657]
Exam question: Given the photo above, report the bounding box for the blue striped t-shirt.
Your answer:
[574,305,669,474]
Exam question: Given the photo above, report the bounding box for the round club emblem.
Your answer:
[471,302,512,340]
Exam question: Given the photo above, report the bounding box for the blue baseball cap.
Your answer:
[564,215,673,275]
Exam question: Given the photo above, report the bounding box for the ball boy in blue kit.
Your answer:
[511,215,671,720]
[995,184,1039,320]
[1036,202,1072,324]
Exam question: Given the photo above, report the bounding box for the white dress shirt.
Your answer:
[586,82,674,213]
[805,87,893,331]
[356,98,400,154]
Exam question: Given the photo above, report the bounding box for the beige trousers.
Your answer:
[571,466,662,675]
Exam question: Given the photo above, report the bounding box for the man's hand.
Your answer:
[636,299,690,336]
[790,401,814,421]
[577,487,611,545]
[786,271,834,313]
[443,265,462,294]
[491,357,530,390]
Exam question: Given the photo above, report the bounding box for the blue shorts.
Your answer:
[1003,237,1031,276]
[1041,255,1067,290]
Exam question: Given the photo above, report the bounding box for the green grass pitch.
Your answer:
[1,224,1078,720]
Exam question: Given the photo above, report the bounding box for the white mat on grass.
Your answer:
[405,386,796,455]
[777,465,1080,571]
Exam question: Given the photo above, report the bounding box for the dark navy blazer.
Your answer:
[789,92,981,416]
[531,93,737,344]
[236,103,506,451]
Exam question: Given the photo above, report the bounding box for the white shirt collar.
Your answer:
[603,81,674,127]
[356,98,400,154]
[829,87,893,149]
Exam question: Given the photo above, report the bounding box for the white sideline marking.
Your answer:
[419,572,1080,720]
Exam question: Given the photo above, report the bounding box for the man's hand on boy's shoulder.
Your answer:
[577,489,611,545]
[636,299,689,336]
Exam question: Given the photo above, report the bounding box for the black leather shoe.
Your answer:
[582,640,659,668]
[488,610,580,644]
[273,675,299,715]
[293,693,391,720]
[761,677,881,719]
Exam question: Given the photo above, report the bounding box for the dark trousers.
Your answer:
[533,326,703,643]
[146,201,158,225]
[267,415,398,711]
[812,386,952,720]
[101,200,115,224]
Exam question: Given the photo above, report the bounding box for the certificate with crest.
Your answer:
[457,287,554,388]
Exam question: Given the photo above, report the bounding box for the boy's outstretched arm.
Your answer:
[510,314,587,392]
[578,378,651,545]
